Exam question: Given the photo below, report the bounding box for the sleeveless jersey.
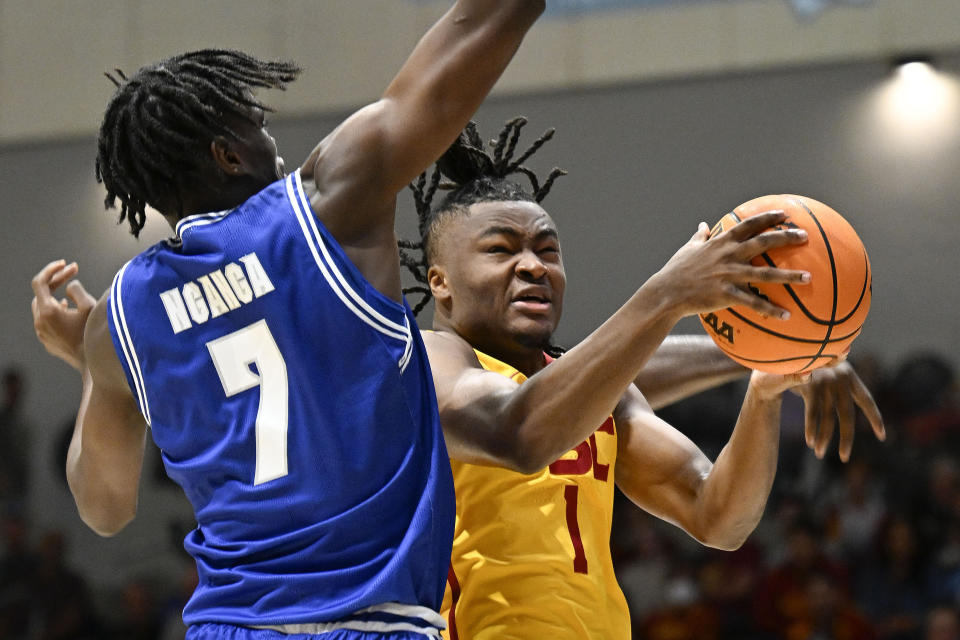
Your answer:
[440,351,631,640]
[106,170,454,632]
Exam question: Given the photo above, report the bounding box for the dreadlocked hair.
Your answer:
[95,49,301,237]
[401,117,568,358]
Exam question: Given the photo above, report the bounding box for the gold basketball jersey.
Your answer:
[440,350,631,640]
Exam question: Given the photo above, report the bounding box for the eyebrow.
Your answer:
[479,226,559,241]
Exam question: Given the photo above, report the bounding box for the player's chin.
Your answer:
[509,319,556,351]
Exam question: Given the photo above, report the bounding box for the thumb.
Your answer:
[66,280,96,311]
[691,221,710,242]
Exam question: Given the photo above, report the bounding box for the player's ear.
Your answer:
[427,265,451,304]
[210,137,244,177]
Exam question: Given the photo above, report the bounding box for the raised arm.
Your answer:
[614,372,805,551]
[301,1,544,250]
[426,213,811,473]
[32,261,147,536]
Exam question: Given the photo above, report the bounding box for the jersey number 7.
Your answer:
[207,320,289,485]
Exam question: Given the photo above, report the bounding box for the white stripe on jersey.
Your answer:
[110,263,152,425]
[252,602,445,637]
[398,319,414,373]
[175,210,232,237]
[290,170,409,335]
[285,171,414,368]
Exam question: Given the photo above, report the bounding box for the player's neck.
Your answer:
[434,320,547,377]
[164,182,266,231]
[499,347,548,378]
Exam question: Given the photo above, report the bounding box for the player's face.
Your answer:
[227,103,285,186]
[436,200,565,354]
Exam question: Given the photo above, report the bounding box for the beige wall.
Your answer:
[2,0,959,144]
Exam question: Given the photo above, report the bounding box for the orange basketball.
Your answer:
[698,195,872,374]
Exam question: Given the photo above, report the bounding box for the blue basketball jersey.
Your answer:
[106,170,454,632]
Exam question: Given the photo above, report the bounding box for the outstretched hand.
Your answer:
[31,260,97,372]
[651,210,810,321]
[791,360,885,462]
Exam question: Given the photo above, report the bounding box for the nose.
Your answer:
[516,250,547,280]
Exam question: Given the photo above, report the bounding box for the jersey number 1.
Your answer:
[207,320,289,485]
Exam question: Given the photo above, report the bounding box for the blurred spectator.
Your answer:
[694,545,765,638]
[823,458,887,568]
[158,560,198,640]
[753,519,851,635]
[637,598,721,640]
[925,606,960,640]
[888,354,959,449]
[917,456,960,554]
[0,511,37,638]
[0,367,30,510]
[31,530,102,640]
[636,556,719,640]
[783,572,876,640]
[927,514,960,607]
[110,578,161,640]
[857,515,928,640]
[612,498,676,620]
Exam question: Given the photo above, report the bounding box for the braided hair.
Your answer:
[95,49,301,237]
[401,117,567,356]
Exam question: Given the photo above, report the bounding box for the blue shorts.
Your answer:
[186,625,434,640]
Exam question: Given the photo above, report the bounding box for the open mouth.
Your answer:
[514,294,549,304]
[511,292,552,314]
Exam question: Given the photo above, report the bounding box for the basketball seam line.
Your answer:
[797,199,838,372]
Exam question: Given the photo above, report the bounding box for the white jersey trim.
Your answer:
[286,171,414,370]
[110,262,152,426]
[175,209,232,237]
[251,602,445,637]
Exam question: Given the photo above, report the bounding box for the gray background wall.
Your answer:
[1,0,958,593]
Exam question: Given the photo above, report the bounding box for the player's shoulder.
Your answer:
[421,329,483,370]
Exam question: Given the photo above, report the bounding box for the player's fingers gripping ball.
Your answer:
[699,194,872,374]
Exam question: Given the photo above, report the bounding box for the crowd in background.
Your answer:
[0,348,958,640]
[616,350,960,640]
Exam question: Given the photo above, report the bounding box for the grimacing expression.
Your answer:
[432,200,566,352]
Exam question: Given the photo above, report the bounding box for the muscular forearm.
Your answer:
[692,380,781,550]
[66,370,145,537]
[635,335,749,410]
[504,281,683,471]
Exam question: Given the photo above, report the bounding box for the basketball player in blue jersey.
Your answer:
[30,3,544,638]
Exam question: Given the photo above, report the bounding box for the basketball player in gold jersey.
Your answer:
[401,119,886,639]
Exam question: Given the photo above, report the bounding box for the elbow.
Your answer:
[69,479,138,537]
[507,451,549,476]
[77,502,136,538]
[691,518,756,552]
[699,531,750,552]
[494,432,554,475]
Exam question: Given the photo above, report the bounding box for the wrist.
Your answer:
[69,352,87,373]
[747,370,792,402]
[637,271,686,325]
